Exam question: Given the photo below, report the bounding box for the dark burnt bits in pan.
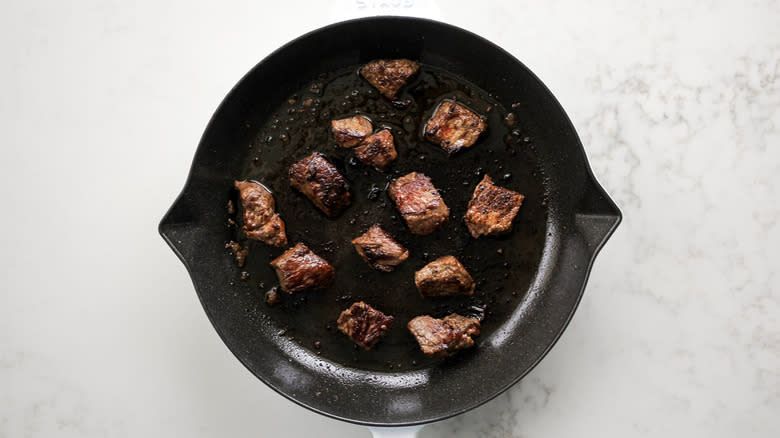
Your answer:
[265,286,282,306]
[351,224,409,272]
[225,241,248,268]
[424,100,487,154]
[234,180,288,247]
[352,129,397,172]
[360,59,420,99]
[337,301,394,350]
[270,242,335,294]
[414,256,475,297]
[465,174,525,238]
[331,115,373,148]
[407,314,481,358]
[387,172,450,235]
[289,152,352,217]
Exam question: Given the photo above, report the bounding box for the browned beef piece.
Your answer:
[424,101,487,154]
[407,314,481,358]
[414,256,475,297]
[387,172,449,235]
[234,180,287,247]
[360,59,420,99]
[270,242,335,293]
[353,129,397,172]
[331,115,373,148]
[337,301,394,350]
[289,152,351,217]
[465,174,525,238]
[351,224,409,272]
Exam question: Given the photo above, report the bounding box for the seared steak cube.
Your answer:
[424,101,487,154]
[387,172,449,235]
[337,301,394,350]
[331,115,373,148]
[234,180,287,247]
[351,224,409,272]
[407,314,481,358]
[360,59,420,99]
[414,256,475,297]
[270,242,334,293]
[353,129,397,172]
[465,174,525,238]
[289,152,351,217]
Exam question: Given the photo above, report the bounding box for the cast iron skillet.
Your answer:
[159,17,621,431]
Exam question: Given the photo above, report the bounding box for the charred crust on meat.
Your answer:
[289,152,352,217]
[465,174,525,238]
[269,242,335,294]
[337,301,394,350]
[351,224,409,272]
[331,115,373,148]
[360,59,420,99]
[414,255,475,297]
[234,180,288,247]
[407,314,481,358]
[424,100,487,154]
[353,129,397,172]
[387,172,449,235]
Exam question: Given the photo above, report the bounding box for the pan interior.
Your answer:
[231,64,547,373]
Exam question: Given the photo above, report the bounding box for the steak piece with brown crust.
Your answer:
[407,314,481,358]
[424,101,487,154]
[351,224,409,272]
[360,59,420,99]
[270,242,335,294]
[465,174,525,238]
[414,256,475,297]
[387,172,449,235]
[337,301,394,350]
[353,129,397,172]
[289,152,351,217]
[234,180,287,247]
[331,115,373,148]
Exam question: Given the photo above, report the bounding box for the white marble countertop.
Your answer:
[1,1,778,437]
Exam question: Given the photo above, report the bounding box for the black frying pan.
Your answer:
[159,17,621,431]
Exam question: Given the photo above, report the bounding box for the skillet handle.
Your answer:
[368,426,423,438]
